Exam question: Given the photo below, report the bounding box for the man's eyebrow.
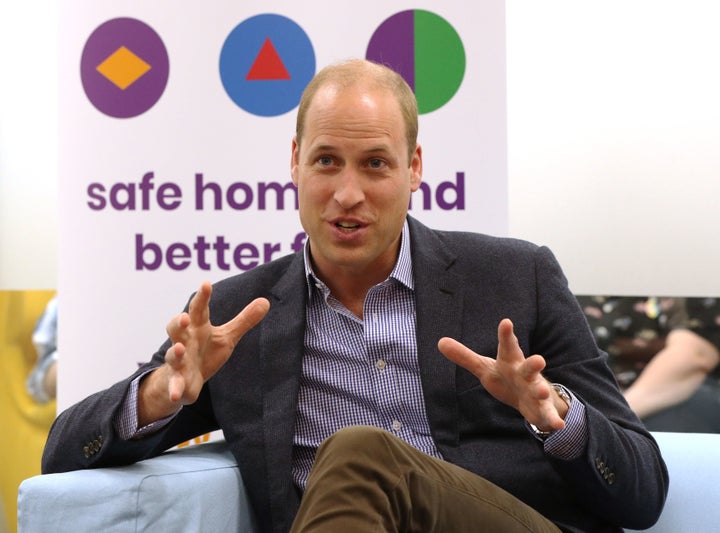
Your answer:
[308,144,337,153]
[364,146,392,154]
[306,144,392,156]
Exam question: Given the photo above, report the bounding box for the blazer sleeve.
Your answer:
[41,346,218,474]
[40,258,296,475]
[531,245,669,529]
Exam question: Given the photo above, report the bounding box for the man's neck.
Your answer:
[314,263,392,319]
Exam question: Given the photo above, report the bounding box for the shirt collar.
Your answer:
[303,219,414,297]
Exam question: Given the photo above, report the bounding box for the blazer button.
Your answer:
[83,445,90,458]
[607,472,615,485]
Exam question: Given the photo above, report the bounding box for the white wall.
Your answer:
[506,1,720,296]
[0,2,58,290]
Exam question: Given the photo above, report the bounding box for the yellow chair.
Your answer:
[0,290,57,533]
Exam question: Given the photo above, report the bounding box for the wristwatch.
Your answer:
[528,383,572,440]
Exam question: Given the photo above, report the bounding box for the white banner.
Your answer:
[58,1,507,409]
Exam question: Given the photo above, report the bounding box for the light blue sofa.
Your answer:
[17,432,719,532]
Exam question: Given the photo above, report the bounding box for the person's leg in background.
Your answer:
[623,328,720,420]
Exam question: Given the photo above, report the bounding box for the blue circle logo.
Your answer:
[220,14,315,117]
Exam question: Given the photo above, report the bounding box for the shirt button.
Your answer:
[391,420,402,432]
[376,359,387,370]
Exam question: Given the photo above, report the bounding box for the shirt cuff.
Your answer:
[113,369,181,440]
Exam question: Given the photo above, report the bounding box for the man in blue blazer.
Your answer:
[42,59,668,532]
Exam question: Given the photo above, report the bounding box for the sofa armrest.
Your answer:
[19,431,720,532]
[626,431,720,533]
[17,440,256,533]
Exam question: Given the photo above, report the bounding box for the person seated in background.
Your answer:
[41,59,667,532]
[0,290,57,532]
[577,295,720,432]
[26,296,58,403]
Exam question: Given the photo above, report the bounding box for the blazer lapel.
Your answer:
[259,252,307,525]
[408,217,463,448]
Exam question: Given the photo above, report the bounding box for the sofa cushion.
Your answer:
[626,431,720,533]
[17,441,256,532]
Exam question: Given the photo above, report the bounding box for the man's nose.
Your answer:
[333,169,365,209]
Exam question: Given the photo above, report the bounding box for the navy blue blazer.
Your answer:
[42,216,668,533]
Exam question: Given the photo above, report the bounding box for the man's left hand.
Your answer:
[438,318,568,432]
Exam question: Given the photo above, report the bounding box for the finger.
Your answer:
[166,312,190,342]
[528,373,553,401]
[438,337,493,375]
[164,343,187,402]
[168,372,185,403]
[164,342,186,369]
[497,318,524,362]
[525,379,566,431]
[519,354,547,381]
[188,281,213,325]
[540,406,566,431]
[222,297,271,345]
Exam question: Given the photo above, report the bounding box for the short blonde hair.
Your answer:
[295,59,419,164]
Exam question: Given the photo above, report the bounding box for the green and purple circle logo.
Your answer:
[80,18,169,118]
[366,10,465,114]
[219,14,316,117]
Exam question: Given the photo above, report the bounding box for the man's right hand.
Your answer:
[138,281,270,426]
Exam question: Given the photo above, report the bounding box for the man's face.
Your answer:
[291,84,422,281]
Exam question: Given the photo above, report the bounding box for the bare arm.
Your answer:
[623,328,720,418]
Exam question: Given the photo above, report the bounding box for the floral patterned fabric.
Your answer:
[576,295,687,387]
[576,295,720,432]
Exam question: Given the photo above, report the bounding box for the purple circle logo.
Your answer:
[81,18,169,118]
[366,10,465,114]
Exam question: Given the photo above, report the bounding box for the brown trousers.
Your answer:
[291,426,561,533]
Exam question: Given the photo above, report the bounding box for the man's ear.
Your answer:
[291,136,300,186]
[410,143,423,192]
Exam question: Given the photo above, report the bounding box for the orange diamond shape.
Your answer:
[96,46,152,90]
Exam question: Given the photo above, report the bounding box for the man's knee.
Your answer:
[296,427,406,532]
[312,425,402,477]
[317,425,395,462]
[320,425,390,451]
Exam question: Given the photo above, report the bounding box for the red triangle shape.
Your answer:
[246,38,291,80]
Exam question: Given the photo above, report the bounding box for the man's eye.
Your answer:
[368,159,384,169]
[318,156,333,166]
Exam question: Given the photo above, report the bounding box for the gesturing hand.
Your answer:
[139,281,270,425]
[438,319,568,433]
